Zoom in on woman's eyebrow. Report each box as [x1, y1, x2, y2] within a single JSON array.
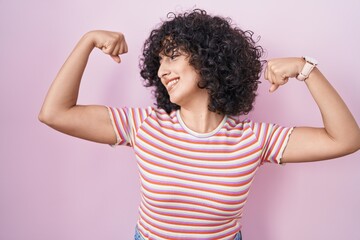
[[158, 54, 165, 63]]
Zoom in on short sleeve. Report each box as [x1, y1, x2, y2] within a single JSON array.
[[254, 122, 294, 164], [107, 106, 153, 147]]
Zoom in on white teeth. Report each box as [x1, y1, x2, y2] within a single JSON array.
[[167, 78, 179, 90]]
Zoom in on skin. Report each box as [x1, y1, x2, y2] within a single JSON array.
[[158, 51, 224, 133], [39, 30, 360, 163], [266, 58, 360, 162]]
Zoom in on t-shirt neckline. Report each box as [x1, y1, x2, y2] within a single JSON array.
[[176, 110, 227, 138]]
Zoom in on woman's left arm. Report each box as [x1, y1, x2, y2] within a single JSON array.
[[265, 57, 360, 163]]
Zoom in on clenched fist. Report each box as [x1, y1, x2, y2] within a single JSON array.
[[264, 57, 305, 92], [86, 30, 128, 63]]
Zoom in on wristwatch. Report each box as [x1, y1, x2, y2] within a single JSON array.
[[296, 56, 318, 81]]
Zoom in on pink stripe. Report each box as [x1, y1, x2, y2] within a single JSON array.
[[137, 146, 258, 174], [138, 212, 239, 239], [139, 171, 252, 196], [136, 133, 261, 163], [137, 158, 257, 185], [141, 183, 248, 206]]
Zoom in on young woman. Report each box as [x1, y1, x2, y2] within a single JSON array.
[[39, 9, 360, 240]]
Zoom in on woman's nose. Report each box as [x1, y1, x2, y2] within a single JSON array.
[[158, 62, 170, 79]]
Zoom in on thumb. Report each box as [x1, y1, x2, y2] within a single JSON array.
[[269, 84, 280, 93], [111, 55, 121, 63]]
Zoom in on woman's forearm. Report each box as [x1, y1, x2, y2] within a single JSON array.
[[304, 68, 360, 152], [38, 33, 95, 123], [266, 57, 360, 162]]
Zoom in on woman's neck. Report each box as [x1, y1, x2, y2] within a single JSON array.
[[179, 107, 225, 133]]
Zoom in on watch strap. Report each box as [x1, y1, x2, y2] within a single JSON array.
[[296, 57, 318, 81]]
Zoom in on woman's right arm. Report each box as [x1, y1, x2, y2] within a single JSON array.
[[38, 30, 128, 144]]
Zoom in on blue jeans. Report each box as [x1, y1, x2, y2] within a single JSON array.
[[134, 227, 242, 240], [134, 227, 145, 240], [234, 231, 242, 240]]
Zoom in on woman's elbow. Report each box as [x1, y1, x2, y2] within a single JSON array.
[[341, 131, 360, 155], [38, 108, 57, 127]]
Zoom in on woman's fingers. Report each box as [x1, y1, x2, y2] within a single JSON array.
[[264, 62, 279, 92], [265, 58, 301, 92], [91, 30, 127, 63], [111, 55, 121, 63]]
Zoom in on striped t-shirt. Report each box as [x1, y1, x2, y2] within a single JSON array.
[[108, 106, 293, 240]]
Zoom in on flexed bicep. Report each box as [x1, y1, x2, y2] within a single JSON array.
[[39, 30, 126, 144]]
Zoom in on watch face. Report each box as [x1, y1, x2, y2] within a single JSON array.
[[304, 56, 318, 65]]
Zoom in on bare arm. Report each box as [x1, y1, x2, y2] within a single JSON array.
[[38, 30, 128, 144], [265, 57, 360, 163]]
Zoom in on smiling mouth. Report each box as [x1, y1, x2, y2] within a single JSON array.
[[167, 78, 179, 91]]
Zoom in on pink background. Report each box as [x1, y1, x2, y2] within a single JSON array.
[[1, 0, 359, 239]]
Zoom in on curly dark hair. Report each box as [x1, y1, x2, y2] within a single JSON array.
[[139, 9, 265, 116]]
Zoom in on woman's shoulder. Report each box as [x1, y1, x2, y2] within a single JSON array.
[[226, 115, 254, 126], [128, 106, 178, 122], [225, 115, 278, 132]]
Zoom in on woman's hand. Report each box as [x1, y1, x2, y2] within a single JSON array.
[[264, 57, 305, 92], [86, 30, 128, 63]]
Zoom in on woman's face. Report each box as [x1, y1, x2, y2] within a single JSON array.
[[157, 49, 208, 108]]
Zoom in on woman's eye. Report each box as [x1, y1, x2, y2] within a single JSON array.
[[170, 54, 179, 60]]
